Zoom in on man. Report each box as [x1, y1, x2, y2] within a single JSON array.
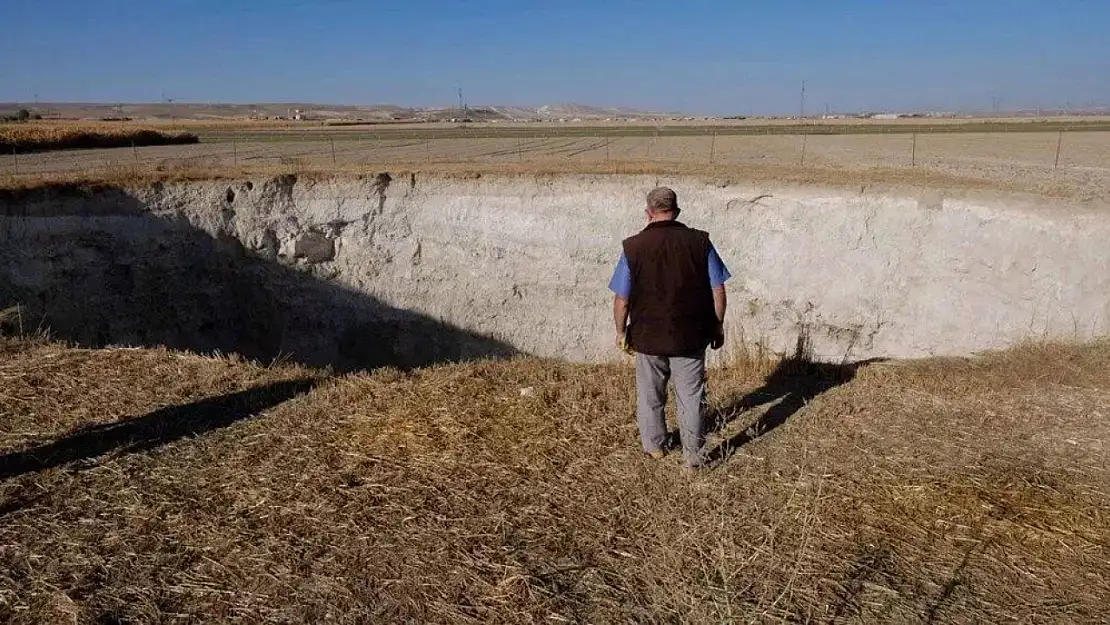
[[609, 187, 731, 469]]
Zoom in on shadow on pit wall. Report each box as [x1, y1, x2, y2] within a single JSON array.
[[0, 184, 518, 372]]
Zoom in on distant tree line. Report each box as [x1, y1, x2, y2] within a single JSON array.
[[1, 108, 43, 122]]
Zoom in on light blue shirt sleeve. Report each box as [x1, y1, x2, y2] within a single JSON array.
[[708, 245, 732, 288], [608, 253, 632, 298]]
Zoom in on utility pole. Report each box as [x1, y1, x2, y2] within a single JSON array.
[[457, 88, 464, 117], [1054, 130, 1064, 169], [799, 80, 806, 119]]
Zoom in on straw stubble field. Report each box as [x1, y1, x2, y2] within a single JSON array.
[[4, 121, 1110, 201], [1, 333, 1108, 623]]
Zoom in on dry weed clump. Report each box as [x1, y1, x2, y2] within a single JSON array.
[[0, 158, 1044, 201], [0, 306, 25, 337], [0, 122, 198, 153], [1, 338, 1108, 623]]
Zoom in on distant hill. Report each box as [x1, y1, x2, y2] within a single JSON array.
[[0, 102, 675, 122], [478, 104, 670, 121]]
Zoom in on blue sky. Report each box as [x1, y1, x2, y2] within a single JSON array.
[[1, 0, 1107, 115]]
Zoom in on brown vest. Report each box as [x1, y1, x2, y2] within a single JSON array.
[[623, 220, 717, 356]]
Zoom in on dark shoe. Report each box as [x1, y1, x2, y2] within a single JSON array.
[[663, 430, 681, 453]]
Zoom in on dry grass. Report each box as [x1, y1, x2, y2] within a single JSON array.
[[1, 336, 1108, 623], [0, 121, 198, 153]]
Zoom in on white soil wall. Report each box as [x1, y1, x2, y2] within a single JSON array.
[[2, 174, 1108, 366]]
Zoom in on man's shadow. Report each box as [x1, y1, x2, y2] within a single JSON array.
[[0, 379, 317, 482], [700, 336, 880, 465]]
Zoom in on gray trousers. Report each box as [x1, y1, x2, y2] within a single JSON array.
[[635, 351, 708, 465]]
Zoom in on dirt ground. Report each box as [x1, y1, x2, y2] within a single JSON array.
[[3, 128, 1108, 201], [1, 336, 1108, 623]]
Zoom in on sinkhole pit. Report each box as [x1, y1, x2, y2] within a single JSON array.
[[2, 173, 1108, 370]]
